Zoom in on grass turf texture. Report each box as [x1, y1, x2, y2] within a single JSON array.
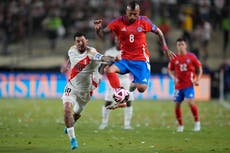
[[0, 98, 230, 153]]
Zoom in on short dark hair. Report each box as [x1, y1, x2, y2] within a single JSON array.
[[176, 38, 186, 42], [126, 0, 140, 11], [73, 32, 86, 40]]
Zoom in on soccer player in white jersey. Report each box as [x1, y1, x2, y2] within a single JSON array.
[[61, 32, 115, 150], [98, 37, 134, 130]]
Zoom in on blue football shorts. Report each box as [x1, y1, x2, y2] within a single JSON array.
[[114, 59, 150, 85], [173, 86, 195, 102]]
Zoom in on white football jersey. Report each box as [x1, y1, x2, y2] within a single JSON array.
[[68, 45, 102, 92]]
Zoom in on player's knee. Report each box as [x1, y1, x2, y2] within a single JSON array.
[[64, 102, 72, 112], [136, 84, 147, 93], [188, 101, 195, 107], [106, 64, 120, 73], [106, 67, 115, 73], [175, 102, 181, 108], [137, 87, 146, 93]]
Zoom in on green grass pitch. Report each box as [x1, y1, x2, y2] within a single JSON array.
[[0, 98, 230, 153]]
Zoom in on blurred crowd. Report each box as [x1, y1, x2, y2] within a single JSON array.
[[0, 0, 229, 57], [0, 0, 229, 98]]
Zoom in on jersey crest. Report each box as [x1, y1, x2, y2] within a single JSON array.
[[137, 26, 142, 32], [186, 58, 191, 63]]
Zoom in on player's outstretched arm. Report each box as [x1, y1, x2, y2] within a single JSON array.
[[94, 19, 111, 40], [155, 28, 176, 60], [101, 56, 115, 63]]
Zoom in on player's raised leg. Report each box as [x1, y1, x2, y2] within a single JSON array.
[[106, 64, 121, 89]]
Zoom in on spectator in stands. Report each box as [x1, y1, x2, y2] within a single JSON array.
[[1, 11, 14, 55], [197, 19, 212, 59], [42, 9, 63, 51], [221, 7, 230, 56], [197, 0, 211, 21], [202, 59, 212, 75], [219, 58, 230, 98], [180, 6, 194, 50]]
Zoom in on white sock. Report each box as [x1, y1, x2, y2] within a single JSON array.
[[124, 106, 133, 127], [67, 127, 76, 139], [102, 106, 111, 125]]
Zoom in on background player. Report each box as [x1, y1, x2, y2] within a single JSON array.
[[61, 32, 115, 149], [94, 1, 176, 103], [98, 37, 134, 130], [168, 38, 203, 132]]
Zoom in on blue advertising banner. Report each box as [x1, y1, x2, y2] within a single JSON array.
[[0, 72, 66, 98], [0, 72, 210, 100]]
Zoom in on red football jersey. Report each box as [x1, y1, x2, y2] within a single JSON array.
[[168, 52, 202, 89], [107, 16, 157, 61]]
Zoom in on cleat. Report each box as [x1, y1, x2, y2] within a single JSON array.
[[70, 138, 78, 150], [98, 123, 108, 130], [64, 127, 67, 134], [177, 125, 184, 132], [124, 125, 133, 130], [129, 83, 136, 92], [193, 121, 201, 132], [106, 102, 127, 110]]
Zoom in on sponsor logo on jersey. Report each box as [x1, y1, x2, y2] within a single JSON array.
[[142, 78, 147, 82], [137, 27, 142, 32], [175, 60, 179, 64], [121, 27, 127, 31]]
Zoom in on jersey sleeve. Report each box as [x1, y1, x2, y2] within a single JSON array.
[[88, 47, 103, 60], [107, 17, 121, 33], [141, 16, 157, 32], [68, 46, 77, 65], [190, 53, 202, 67]]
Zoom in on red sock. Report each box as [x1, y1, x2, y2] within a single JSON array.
[[175, 107, 183, 125], [106, 73, 120, 88], [190, 104, 199, 122]]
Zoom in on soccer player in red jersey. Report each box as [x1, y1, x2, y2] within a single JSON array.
[[168, 38, 203, 132], [94, 1, 176, 105]]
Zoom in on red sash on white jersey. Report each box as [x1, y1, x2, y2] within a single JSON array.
[[68, 56, 90, 81]]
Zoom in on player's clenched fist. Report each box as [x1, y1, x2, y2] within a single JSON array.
[[94, 19, 103, 30]]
